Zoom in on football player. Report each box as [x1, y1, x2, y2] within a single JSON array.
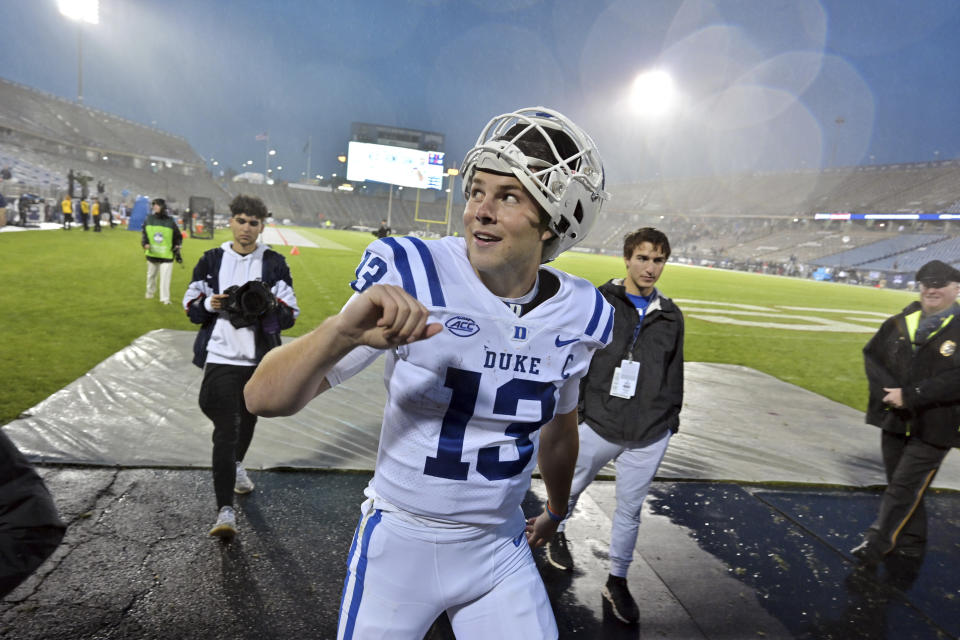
[[245, 107, 612, 639]]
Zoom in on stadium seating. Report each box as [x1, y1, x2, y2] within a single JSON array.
[[855, 236, 960, 271], [810, 233, 948, 267], [3, 74, 960, 284]]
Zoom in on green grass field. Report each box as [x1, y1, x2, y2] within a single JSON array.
[[0, 225, 915, 426]]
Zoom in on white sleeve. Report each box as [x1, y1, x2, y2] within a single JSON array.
[[324, 292, 385, 387], [271, 278, 300, 318], [182, 274, 213, 309], [556, 375, 581, 414], [325, 344, 383, 387]]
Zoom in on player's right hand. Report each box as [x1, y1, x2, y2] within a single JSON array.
[[336, 284, 442, 349]]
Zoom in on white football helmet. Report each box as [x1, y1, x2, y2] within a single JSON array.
[[460, 107, 608, 262]]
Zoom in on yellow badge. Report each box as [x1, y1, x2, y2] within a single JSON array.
[[940, 340, 956, 356]]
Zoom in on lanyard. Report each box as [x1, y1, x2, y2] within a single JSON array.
[[625, 292, 653, 362]]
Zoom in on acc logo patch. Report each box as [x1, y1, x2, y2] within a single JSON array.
[[940, 340, 956, 356], [445, 316, 479, 337]]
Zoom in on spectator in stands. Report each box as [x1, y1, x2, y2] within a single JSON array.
[[854, 259, 960, 565], [373, 218, 390, 238], [60, 195, 74, 230], [17, 195, 29, 226], [182, 194, 299, 539], [0, 166, 11, 181], [0, 191, 6, 227], [79, 197, 90, 231], [141, 198, 182, 305], [545, 227, 684, 625], [91, 198, 101, 232]]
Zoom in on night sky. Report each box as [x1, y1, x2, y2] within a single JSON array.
[[3, 0, 960, 186]]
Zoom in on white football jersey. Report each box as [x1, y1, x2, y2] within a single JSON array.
[[334, 236, 613, 526]]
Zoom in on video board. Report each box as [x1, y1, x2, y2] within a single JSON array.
[[346, 141, 445, 190]]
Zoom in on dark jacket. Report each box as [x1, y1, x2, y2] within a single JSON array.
[[184, 246, 297, 368], [863, 301, 960, 448], [579, 279, 684, 445], [0, 432, 66, 598]]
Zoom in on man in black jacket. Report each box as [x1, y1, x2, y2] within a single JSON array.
[[182, 194, 299, 539], [853, 259, 960, 564], [546, 227, 683, 625]]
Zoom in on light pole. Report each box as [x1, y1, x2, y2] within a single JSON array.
[[58, 0, 99, 104], [304, 136, 312, 184], [444, 168, 459, 236], [266, 148, 276, 182], [387, 184, 393, 228], [337, 154, 347, 187]]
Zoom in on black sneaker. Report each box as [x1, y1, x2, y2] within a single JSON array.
[[546, 531, 573, 571], [602, 575, 639, 624], [850, 539, 883, 566]]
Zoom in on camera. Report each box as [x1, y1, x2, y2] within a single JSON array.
[[221, 281, 276, 328]]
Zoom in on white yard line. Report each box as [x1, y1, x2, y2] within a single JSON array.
[[260, 225, 320, 248]]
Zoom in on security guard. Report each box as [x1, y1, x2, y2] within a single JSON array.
[[141, 198, 182, 305], [855, 259, 960, 563]]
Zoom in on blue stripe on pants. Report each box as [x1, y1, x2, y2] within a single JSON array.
[[340, 509, 383, 639]]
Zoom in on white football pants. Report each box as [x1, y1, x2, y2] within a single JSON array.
[[559, 423, 671, 578], [337, 499, 557, 640], [145, 261, 173, 303]]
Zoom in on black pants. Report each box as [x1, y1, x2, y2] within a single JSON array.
[[869, 430, 949, 553], [199, 363, 258, 509]]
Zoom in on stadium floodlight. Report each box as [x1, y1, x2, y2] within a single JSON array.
[[266, 148, 277, 177], [58, 0, 99, 24], [58, 0, 99, 104], [629, 69, 676, 119]]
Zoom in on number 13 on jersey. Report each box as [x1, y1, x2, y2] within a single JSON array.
[[424, 367, 557, 482]]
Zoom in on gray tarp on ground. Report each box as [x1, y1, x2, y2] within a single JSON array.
[[4, 329, 959, 490]]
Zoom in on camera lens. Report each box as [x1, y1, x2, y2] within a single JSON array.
[[240, 287, 269, 316]]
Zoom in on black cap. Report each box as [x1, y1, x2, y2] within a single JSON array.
[[151, 198, 166, 208], [916, 260, 960, 287]]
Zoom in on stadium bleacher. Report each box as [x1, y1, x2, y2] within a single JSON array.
[[855, 236, 960, 271], [810, 233, 948, 268], [3, 73, 960, 284]]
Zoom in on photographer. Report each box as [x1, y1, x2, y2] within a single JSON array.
[[182, 194, 299, 539]]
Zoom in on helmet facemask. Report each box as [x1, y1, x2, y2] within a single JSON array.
[[460, 107, 607, 262]]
